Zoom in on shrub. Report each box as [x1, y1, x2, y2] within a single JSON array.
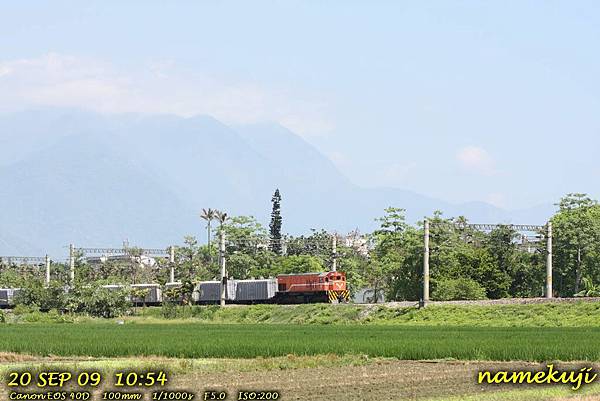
[[66, 284, 130, 318], [14, 308, 74, 323], [14, 281, 130, 318], [432, 278, 487, 301], [14, 280, 68, 310], [161, 300, 178, 319], [13, 304, 39, 315], [574, 277, 600, 297]]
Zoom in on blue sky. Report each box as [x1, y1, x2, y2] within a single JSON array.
[[1, 1, 599, 210]]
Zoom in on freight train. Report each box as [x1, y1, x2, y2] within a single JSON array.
[[0, 271, 350, 308]]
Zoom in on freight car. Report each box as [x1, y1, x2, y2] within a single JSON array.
[[102, 284, 162, 306], [236, 279, 278, 303], [131, 283, 162, 306], [193, 280, 237, 304], [0, 288, 20, 308], [163, 281, 185, 303]]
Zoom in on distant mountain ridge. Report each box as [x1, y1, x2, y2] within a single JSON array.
[[0, 109, 555, 257]]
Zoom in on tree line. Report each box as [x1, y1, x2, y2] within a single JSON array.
[[1, 192, 599, 305]]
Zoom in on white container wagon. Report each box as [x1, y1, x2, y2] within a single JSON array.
[[130, 283, 162, 305], [235, 279, 277, 303], [193, 280, 236, 303], [0, 288, 20, 308]]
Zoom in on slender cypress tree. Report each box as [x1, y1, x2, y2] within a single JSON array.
[[269, 189, 283, 254]]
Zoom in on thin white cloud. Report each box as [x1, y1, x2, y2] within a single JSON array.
[[456, 145, 497, 175], [0, 53, 333, 138], [486, 192, 507, 208]]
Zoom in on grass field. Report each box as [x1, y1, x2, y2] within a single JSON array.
[[1, 323, 600, 361], [127, 301, 600, 327]]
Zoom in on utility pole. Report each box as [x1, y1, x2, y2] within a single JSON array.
[[422, 219, 430, 307], [169, 246, 175, 283], [45, 255, 51, 287], [546, 221, 553, 299], [332, 234, 337, 272], [69, 244, 75, 285], [219, 231, 226, 307]]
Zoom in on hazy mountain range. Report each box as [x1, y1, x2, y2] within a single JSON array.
[[0, 109, 556, 257]]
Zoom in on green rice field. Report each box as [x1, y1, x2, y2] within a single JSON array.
[[0, 323, 599, 361]]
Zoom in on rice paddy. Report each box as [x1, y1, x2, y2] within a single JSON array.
[[0, 323, 599, 361]]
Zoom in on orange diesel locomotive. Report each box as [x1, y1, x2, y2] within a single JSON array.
[[275, 271, 350, 303]]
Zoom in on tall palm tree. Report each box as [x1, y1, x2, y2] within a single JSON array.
[[214, 210, 228, 270], [200, 208, 216, 262], [215, 210, 228, 226]]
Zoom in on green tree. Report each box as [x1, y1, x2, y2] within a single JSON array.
[[287, 229, 332, 260], [479, 226, 519, 298], [459, 246, 509, 299], [130, 287, 150, 309], [220, 215, 268, 252], [65, 284, 130, 318], [271, 255, 325, 275], [239, 250, 278, 279], [163, 280, 195, 306], [551, 193, 600, 295], [425, 213, 526, 299], [269, 189, 283, 255], [432, 277, 487, 301], [217, 215, 273, 278], [370, 207, 422, 301], [0, 262, 36, 287], [334, 234, 370, 296], [425, 212, 484, 282], [172, 236, 214, 281], [126, 247, 144, 284], [227, 252, 261, 279], [15, 280, 68, 310], [509, 251, 545, 297]]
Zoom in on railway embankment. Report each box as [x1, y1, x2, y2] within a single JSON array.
[[122, 298, 600, 327]]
